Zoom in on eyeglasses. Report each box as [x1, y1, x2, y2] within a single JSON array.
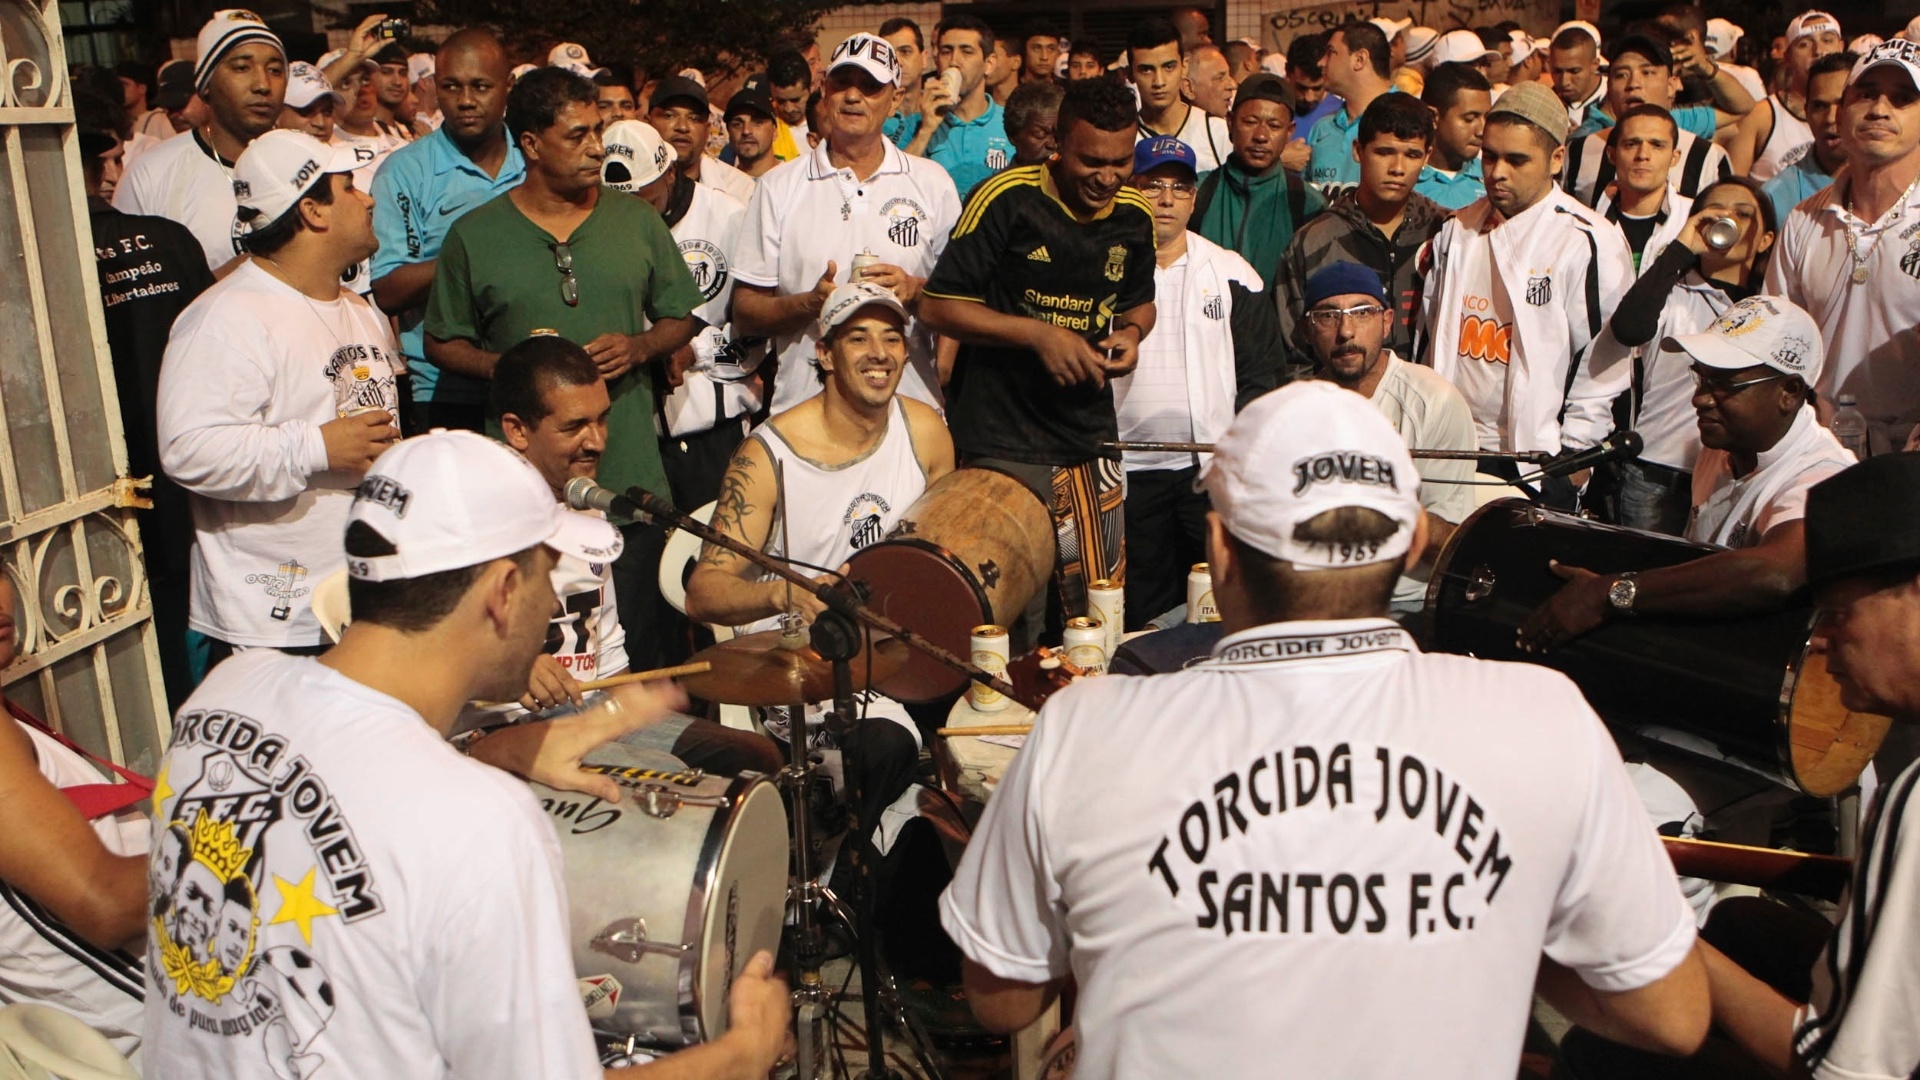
[[1302, 304, 1388, 330], [550, 241, 579, 307], [1134, 179, 1197, 199], [1692, 370, 1788, 398]]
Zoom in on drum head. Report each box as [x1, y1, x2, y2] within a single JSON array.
[[845, 538, 989, 702], [693, 778, 789, 1039], [1783, 648, 1893, 798]]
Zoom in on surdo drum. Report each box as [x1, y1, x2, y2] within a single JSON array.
[[1428, 499, 1890, 797], [530, 743, 787, 1050], [844, 468, 1055, 701]]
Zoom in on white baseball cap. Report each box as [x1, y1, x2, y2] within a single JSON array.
[[548, 42, 594, 75], [1508, 32, 1546, 68], [1662, 294, 1824, 385], [231, 129, 359, 232], [346, 431, 622, 582], [1433, 29, 1499, 67], [1852, 34, 1888, 56], [818, 281, 909, 337], [827, 32, 903, 87], [194, 9, 284, 94], [407, 53, 435, 85], [1787, 11, 1842, 45], [318, 48, 374, 75], [510, 62, 538, 81], [1704, 18, 1744, 60], [1369, 17, 1412, 42], [601, 119, 673, 192], [1402, 27, 1440, 67], [282, 62, 344, 110], [1203, 381, 1420, 570], [1850, 37, 1920, 92]]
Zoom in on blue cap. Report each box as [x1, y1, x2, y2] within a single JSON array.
[[1303, 261, 1388, 308], [1133, 136, 1197, 178]]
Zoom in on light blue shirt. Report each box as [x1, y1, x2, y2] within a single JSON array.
[[1571, 102, 1718, 144], [926, 99, 1014, 201], [1762, 155, 1833, 225], [1415, 156, 1484, 211], [884, 110, 922, 149], [1306, 88, 1399, 190], [370, 128, 526, 404]]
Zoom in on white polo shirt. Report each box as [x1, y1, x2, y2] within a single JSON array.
[[942, 618, 1696, 1080], [730, 140, 962, 414], [660, 182, 763, 438], [1765, 173, 1920, 454], [1687, 407, 1854, 549], [696, 154, 758, 206]]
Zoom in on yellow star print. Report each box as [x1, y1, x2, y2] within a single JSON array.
[[268, 868, 339, 946], [150, 761, 173, 809]]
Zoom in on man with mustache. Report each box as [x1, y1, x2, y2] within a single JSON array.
[[1191, 73, 1325, 284], [647, 75, 756, 205], [1760, 51, 1855, 225]]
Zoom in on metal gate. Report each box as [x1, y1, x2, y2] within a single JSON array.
[[1, 0, 171, 772]]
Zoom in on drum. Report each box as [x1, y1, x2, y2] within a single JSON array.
[[844, 468, 1054, 701], [1427, 498, 1889, 797], [530, 744, 788, 1050]]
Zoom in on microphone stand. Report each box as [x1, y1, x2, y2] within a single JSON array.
[[1096, 440, 1556, 464], [629, 488, 956, 1080]]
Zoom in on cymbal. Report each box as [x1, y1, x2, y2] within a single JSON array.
[[680, 630, 910, 706]]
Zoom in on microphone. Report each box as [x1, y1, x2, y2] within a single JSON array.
[[1536, 431, 1643, 479], [564, 476, 648, 521]]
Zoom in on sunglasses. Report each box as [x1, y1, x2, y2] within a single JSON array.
[[550, 241, 579, 307]]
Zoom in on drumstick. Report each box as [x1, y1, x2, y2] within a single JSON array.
[[471, 661, 712, 707], [937, 724, 1034, 737]]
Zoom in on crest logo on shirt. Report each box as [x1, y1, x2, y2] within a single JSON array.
[[1203, 293, 1224, 321], [986, 146, 1008, 171], [245, 559, 310, 622], [844, 492, 894, 550], [1902, 238, 1920, 281], [1104, 245, 1127, 282], [881, 197, 927, 248], [147, 709, 387, 1078], [680, 238, 729, 302], [1524, 272, 1552, 307]]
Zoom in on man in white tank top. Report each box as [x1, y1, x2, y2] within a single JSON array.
[[0, 575, 151, 1061], [686, 282, 954, 842], [1728, 11, 1844, 181]]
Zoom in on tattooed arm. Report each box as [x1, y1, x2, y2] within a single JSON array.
[[683, 435, 831, 627]]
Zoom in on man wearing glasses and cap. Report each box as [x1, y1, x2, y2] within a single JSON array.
[[941, 380, 1709, 1077], [424, 67, 702, 673]]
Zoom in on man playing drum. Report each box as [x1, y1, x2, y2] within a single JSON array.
[[940, 380, 1709, 1078], [1520, 296, 1854, 649], [686, 281, 954, 852], [141, 430, 789, 1079]]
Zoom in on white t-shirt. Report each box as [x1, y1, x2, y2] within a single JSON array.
[[1794, 756, 1920, 1080], [1114, 259, 1192, 472], [1765, 173, 1920, 454], [157, 261, 404, 647], [941, 618, 1696, 1080], [660, 182, 763, 439], [731, 140, 962, 414], [1752, 95, 1815, 183], [696, 154, 758, 206], [1687, 407, 1854, 549], [1136, 106, 1232, 174], [330, 126, 404, 197], [0, 724, 148, 1060], [1723, 63, 1767, 106], [1446, 229, 1514, 449], [141, 651, 603, 1080], [111, 130, 243, 272], [1367, 356, 1476, 605]]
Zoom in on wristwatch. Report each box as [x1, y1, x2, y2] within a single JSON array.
[[1607, 572, 1639, 614]]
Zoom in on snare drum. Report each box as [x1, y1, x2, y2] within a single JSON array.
[[1428, 499, 1890, 796], [531, 745, 788, 1050]]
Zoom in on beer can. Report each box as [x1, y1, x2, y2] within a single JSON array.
[[969, 624, 1010, 712], [1187, 563, 1219, 623], [1702, 216, 1741, 252], [1063, 616, 1107, 674], [850, 249, 882, 281], [1087, 579, 1124, 655]]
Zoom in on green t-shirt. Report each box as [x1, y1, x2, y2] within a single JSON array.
[[424, 188, 702, 500]]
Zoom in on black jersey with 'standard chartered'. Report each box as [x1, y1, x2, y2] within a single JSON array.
[[925, 165, 1156, 466]]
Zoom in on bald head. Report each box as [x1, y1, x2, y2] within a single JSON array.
[[436, 28, 512, 148]]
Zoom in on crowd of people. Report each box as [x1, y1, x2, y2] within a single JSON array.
[[2, 2, 1918, 1077]]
